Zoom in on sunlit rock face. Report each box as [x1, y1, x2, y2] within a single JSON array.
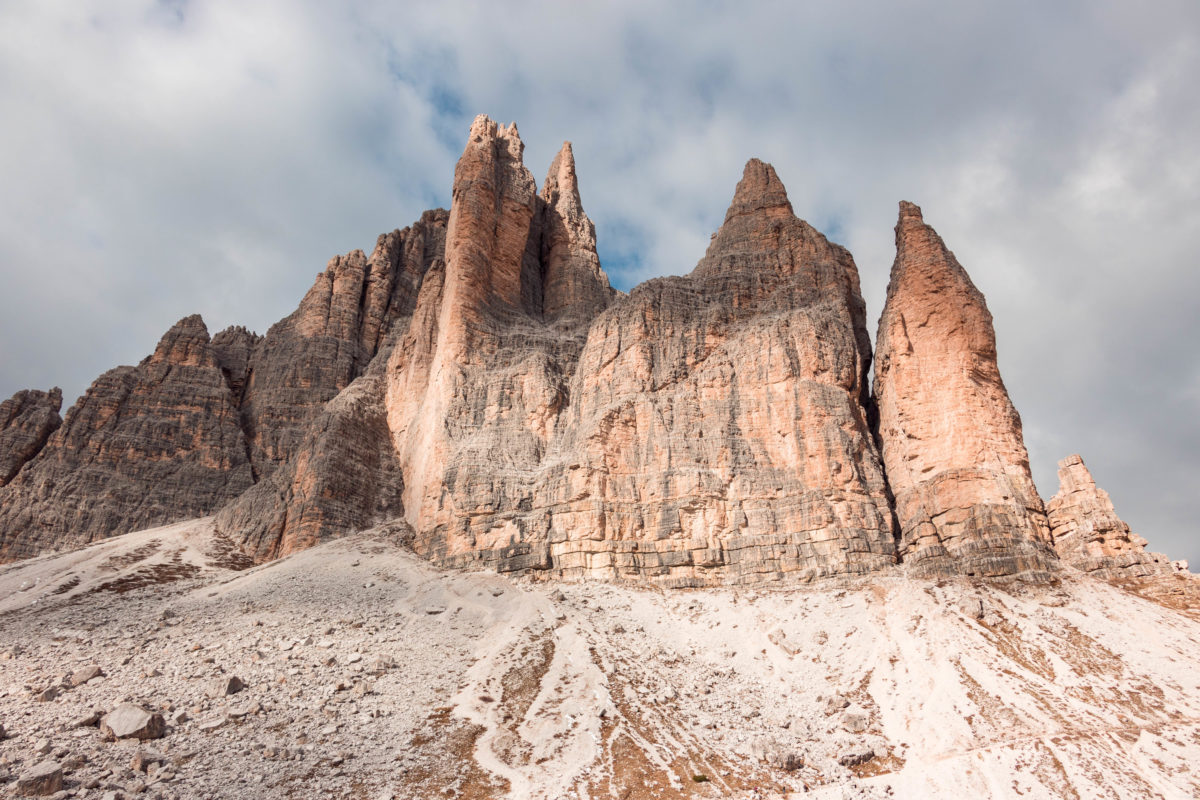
[[873, 202, 1057, 580], [215, 118, 895, 585], [1047, 454, 1174, 579]]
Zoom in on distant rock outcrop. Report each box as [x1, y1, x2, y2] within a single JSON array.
[[873, 202, 1056, 579], [0, 316, 254, 560], [1047, 454, 1173, 578], [0, 388, 62, 485]]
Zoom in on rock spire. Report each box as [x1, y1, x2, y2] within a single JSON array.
[[1046, 454, 1173, 578], [873, 202, 1056, 579]]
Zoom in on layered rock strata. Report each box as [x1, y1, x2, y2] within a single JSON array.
[[873, 202, 1056, 579], [0, 316, 254, 560], [0, 388, 62, 485], [1047, 454, 1173, 578], [223, 116, 897, 586], [238, 210, 448, 475]]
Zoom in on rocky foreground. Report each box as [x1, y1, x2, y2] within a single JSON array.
[[1, 520, 1198, 799]]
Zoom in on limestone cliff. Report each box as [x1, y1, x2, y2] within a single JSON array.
[[239, 210, 447, 475], [223, 117, 895, 586], [1047, 454, 1173, 578], [873, 202, 1057, 579], [0, 388, 62, 486], [0, 316, 254, 560]]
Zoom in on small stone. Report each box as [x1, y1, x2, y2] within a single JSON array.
[[841, 705, 869, 733], [838, 746, 875, 767], [100, 704, 166, 741], [823, 694, 850, 716], [34, 737, 52, 754], [226, 701, 262, 718], [212, 675, 246, 697], [198, 717, 225, 732], [14, 760, 63, 796], [35, 685, 60, 702], [70, 709, 104, 728], [130, 749, 165, 773], [70, 665, 105, 687], [170, 709, 189, 725], [424, 606, 446, 615]]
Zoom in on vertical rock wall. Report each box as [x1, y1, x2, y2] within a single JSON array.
[[873, 202, 1056, 579], [0, 388, 62, 486]]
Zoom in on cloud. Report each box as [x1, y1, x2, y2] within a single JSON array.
[[1, 0, 1198, 563]]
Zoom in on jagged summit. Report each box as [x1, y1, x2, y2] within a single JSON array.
[[0, 116, 1189, 591], [723, 158, 793, 223], [874, 201, 1057, 579]]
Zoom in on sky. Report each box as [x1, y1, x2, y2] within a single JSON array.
[[1, 0, 1197, 564]]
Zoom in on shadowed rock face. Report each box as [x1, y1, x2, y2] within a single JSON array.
[[873, 202, 1057, 579], [1047, 454, 1173, 578], [239, 210, 448, 476], [0, 388, 62, 485], [0, 316, 255, 560]]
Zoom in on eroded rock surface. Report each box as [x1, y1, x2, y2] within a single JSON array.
[[0, 387, 62, 485], [217, 118, 894, 585], [873, 202, 1056, 579], [0, 316, 254, 560], [1047, 454, 1173, 578], [239, 210, 447, 475]]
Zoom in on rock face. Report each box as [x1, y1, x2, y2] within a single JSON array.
[[0, 316, 255, 560], [14, 116, 1164, 588], [238, 210, 448, 476], [873, 202, 1056, 579], [1047, 454, 1172, 578], [232, 117, 895, 585], [0, 387, 62, 485]]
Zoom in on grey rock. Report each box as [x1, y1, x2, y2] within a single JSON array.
[[100, 703, 165, 741], [14, 760, 63, 796]]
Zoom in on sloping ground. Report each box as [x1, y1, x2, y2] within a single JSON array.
[[0, 522, 1197, 799]]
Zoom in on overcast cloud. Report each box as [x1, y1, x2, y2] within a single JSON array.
[[1, 0, 1197, 563]]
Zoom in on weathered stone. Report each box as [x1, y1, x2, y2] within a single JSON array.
[[130, 749, 165, 773], [0, 388, 62, 485], [1047, 454, 1173, 579], [100, 703, 165, 741], [14, 760, 63, 796], [69, 664, 104, 687], [838, 746, 874, 767], [238, 210, 448, 477], [211, 675, 245, 697], [219, 118, 894, 585], [70, 709, 103, 728], [873, 202, 1057, 580], [538, 141, 616, 322], [0, 316, 255, 561]]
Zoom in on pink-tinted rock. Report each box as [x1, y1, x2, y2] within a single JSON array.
[[873, 202, 1056, 579], [239, 210, 447, 475], [0, 387, 61, 485], [217, 119, 894, 585], [1047, 454, 1173, 578], [539, 141, 616, 322]]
